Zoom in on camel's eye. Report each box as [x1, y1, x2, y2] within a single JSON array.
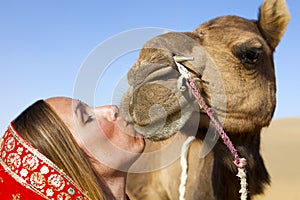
[[233, 41, 263, 67], [242, 49, 260, 63]]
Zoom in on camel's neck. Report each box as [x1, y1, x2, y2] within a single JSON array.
[[209, 130, 270, 200]]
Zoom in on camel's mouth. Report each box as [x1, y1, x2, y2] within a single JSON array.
[[121, 65, 199, 140], [120, 32, 212, 141]]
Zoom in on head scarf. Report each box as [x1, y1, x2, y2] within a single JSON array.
[[0, 123, 89, 200]]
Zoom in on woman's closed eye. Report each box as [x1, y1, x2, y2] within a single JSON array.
[[84, 114, 94, 124], [75, 101, 95, 124]]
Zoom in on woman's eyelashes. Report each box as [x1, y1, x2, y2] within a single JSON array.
[[75, 101, 95, 124], [84, 114, 94, 124]]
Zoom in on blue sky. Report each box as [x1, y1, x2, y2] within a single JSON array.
[[0, 0, 299, 133]]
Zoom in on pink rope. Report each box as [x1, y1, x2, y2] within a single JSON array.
[[174, 56, 248, 199], [186, 77, 247, 169]]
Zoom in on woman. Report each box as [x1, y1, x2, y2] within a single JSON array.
[[0, 97, 145, 199]]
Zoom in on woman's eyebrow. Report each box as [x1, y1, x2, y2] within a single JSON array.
[[75, 101, 87, 123]]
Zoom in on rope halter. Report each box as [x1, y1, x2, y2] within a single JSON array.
[[174, 55, 248, 200]]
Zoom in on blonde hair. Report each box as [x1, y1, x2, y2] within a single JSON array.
[[12, 100, 113, 199]]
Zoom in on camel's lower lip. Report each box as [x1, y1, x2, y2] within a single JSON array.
[[121, 61, 203, 140], [121, 81, 198, 140]]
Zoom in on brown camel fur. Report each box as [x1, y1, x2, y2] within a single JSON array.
[[121, 0, 290, 199]]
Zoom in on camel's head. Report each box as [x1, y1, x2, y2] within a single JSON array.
[[121, 0, 290, 140]]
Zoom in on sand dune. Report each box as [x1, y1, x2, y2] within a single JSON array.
[[255, 118, 300, 200]]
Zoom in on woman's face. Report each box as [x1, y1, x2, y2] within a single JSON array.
[[45, 97, 145, 172]]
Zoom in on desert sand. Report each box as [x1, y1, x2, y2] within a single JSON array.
[[255, 118, 300, 200]]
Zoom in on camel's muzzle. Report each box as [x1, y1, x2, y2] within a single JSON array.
[[120, 32, 214, 140]]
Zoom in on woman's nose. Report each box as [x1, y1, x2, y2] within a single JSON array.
[[94, 105, 119, 122]]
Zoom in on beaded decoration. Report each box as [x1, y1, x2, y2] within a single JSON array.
[[0, 123, 89, 200], [174, 56, 248, 200]]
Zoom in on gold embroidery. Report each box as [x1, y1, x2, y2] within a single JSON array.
[[1, 124, 90, 200], [12, 193, 21, 200]]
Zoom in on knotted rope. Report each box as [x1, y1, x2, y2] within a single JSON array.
[[174, 56, 248, 200], [179, 136, 195, 200]]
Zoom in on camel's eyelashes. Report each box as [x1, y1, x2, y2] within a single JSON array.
[[233, 42, 263, 67]]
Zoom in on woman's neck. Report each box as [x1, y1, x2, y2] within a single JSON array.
[[94, 162, 128, 200], [91, 158, 129, 199], [102, 172, 127, 200]]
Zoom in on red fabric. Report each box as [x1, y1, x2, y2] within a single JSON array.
[[0, 124, 88, 200], [0, 164, 44, 199]]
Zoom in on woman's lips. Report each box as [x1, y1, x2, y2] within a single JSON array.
[[124, 121, 143, 139]]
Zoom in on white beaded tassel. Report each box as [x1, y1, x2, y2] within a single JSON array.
[[237, 168, 248, 200], [179, 136, 195, 200]]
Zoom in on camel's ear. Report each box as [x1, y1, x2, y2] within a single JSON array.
[[258, 0, 290, 50]]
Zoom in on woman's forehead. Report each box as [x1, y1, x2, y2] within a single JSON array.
[[45, 97, 77, 115], [45, 97, 81, 132]]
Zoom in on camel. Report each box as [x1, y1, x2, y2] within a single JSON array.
[[120, 0, 290, 199]]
